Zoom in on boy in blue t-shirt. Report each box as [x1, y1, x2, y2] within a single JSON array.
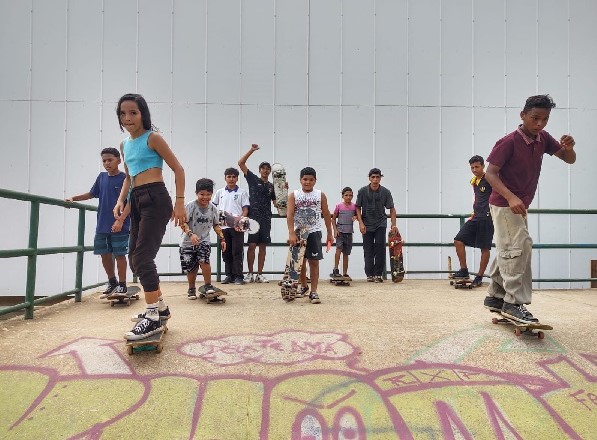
[[66, 148, 130, 298]]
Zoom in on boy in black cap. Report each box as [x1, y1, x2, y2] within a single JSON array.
[[355, 168, 398, 282], [238, 144, 277, 283]]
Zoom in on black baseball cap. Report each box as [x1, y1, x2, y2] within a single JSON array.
[[368, 168, 383, 177], [259, 161, 271, 170]]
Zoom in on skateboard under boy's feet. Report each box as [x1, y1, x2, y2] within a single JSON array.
[[107, 286, 141, 306], [329, 276, 351, 286], [490, 310, 553, 339], [198, 285, 227, 304], [450, 278, 473, 289], [125, 321, 167, 354]]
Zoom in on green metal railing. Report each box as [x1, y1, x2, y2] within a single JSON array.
[[0, 189, 103, 319], [1, 187, 596, 319]]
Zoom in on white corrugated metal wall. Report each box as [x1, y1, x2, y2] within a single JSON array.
[[0, 0, 595, 295]]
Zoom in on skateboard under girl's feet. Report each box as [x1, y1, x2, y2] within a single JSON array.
[[106, 286, 141, 306], [198, 285, 227, 304], [125, 321, 167, 354], [490, 310, 553, 339]]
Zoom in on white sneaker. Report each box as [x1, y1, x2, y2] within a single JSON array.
[[254, 274, 269, 283], [244, 273, 254, 283]]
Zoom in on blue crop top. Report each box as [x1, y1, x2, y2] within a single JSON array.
[[122, 130, 163, 177]]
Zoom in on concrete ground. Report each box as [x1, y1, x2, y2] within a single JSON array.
[[1, 279, 596, 439]]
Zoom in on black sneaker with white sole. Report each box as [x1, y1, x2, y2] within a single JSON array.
[[483, 296, 504, 312], [309, 292, 321, 304], [188, 287, 197, 300], [100, 283, 118, 299], [131, 306, 171, 322], [124, 318, 164, 340], [501, 302, 539, 324]]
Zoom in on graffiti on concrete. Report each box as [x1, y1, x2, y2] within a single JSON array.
[[179, 330, 358, 365], [1, 332, 596, 439]]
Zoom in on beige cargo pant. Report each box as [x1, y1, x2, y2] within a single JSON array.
[[487, 205, 533, 304]]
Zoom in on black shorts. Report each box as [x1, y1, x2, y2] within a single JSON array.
[[305, 231, 323, 261], [454, 219, 494, 250], [247, 218, 271, 244]]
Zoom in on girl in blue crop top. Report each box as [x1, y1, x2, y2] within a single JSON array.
[[114, 93, 186, 341]]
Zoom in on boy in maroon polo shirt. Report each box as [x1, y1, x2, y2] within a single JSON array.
[[482, 95, 576, 324]]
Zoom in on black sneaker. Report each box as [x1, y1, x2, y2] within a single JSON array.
[[296, 286, 309, 298], [204, 284, 217, 295], [100, 282, 118, 299], [221, 276, 233, 284], [483, 296, 504, 312], [452, 268, 470, 279], [374, 276, 384, 283], [309, 292, 321, 304], [234, 277, 246, 285], [124, 318, 164, 340], [501, 303, 539, 324], [330, 269, 340, 278], [367, 276, 374, 282], [471, 276, 483, 288], [131, 306, 171, 322], [187, 287, 197, 300]]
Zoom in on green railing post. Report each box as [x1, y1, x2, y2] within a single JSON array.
[[74, 208, 85, 302], [25, 201, 40, 319]]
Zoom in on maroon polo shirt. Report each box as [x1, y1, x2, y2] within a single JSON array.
[[487, 126, 561, 208]]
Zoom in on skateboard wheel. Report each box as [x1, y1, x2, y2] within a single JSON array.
[[110, 301, 115, 307], [127, 345, 133, 355], [156, 343, 163, 353], [537, 331, 545, 339], [468, 285, 473, 289], [491, 317, 498, 324], [221, 298, 226, 303], [514, 328, 521, 337], [450, 281, 454, 285]]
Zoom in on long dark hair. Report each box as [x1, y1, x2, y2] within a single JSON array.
[[116, 93, 158, 132]]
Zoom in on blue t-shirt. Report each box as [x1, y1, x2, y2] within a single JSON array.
[[90, 172, 130, 234]]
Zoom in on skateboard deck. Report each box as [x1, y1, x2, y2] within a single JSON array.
[[388, 229, 405, 283], [280, 227, 308, 301], [490, 311, 553, 339], [329, 276, 351, 286], [198, 285, 227, 304], [125, 322, 167, 354], [107, 286, 141, 307], [450, 278, 473, 289], [218, 210, 260, 234], [271, 163, 288, 217]]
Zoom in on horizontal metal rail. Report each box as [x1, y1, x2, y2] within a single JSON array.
[[2, 187, 596, 319]]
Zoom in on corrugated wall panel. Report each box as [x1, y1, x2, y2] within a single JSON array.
[[1, 0, 596, 292]]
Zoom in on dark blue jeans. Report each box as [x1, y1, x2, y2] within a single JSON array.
[[362, 227, 386, 277]]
